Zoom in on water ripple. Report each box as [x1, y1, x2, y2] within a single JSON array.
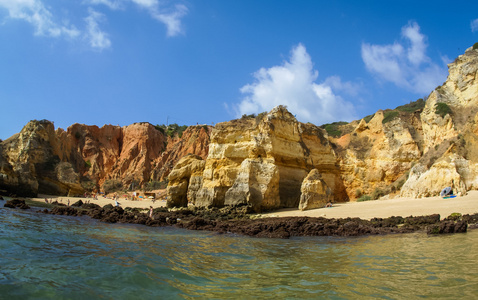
[[1, 205, 478, 299]]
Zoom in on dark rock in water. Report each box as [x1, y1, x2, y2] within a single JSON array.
[[103, 204, 114, 211], [82, 203, 101, 210], [427, 220, 468, 234], [4, 199, 30, 209], [50, 206, 83, 216], [71, 200, 84, 207], [404, 214, 441, 226], [51, 201, 66, 206], [40, 197, 474, 239], [0, 196, 3, 200], [462, 213, 478, 224]]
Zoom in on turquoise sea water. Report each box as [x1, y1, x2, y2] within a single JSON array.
[[1, 199, 478, 299]]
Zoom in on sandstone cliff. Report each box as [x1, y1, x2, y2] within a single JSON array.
[[167, 106, 345, 212], [166, 45, 478, 208], [0, 122, 211, 196], [400, 46, 478, 197], [2, 45, 478, 209]]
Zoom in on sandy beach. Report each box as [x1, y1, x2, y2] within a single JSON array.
[[261, 191, 478, 220], [33, 194, 167, 210], [28, 191, 478, 220]]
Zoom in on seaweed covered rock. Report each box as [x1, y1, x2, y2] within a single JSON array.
[[427, 220, 468, 234], [4, 199, 30, 209]]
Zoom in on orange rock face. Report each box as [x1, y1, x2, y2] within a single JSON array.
[[0, 121, 211, 196], [152, 125, 210, 182]]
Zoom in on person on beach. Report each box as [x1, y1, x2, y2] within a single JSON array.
[[149, 206, 153, 219], [115, 199, 120, 207]]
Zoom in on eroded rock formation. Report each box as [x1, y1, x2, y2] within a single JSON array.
[[299, 169, 331, 211], [2, 45, 478, 208], [0, 122, 211, 196], [167, 106, 345, 212]]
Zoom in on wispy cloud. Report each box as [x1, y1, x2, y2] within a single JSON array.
[[151, 4, 188, 37], [235, 44, 357, 124], [472, 18, 478, 32], [87, 0, 188, 36], [0, 0, 80, 38], [86, 0, 124, 10], [84, 8, 111, 50], [361, 21, 447, 94], [0, 0, 188, 50], [128, 0, 188, 37]]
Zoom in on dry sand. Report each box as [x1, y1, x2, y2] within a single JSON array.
[[34, 194, 167, 210], [30, 191, 478, 220], [261, 191, 478, 220]]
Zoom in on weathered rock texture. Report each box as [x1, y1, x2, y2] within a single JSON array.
[[3, 45, 478, 209], [0, 122, 211, 196], [167, 106, 345, 212], [400, 46, 478, 197], [299, 169, 331, 210], [166, 154, 205, 208]]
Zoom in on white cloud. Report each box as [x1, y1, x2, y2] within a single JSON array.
[[128, 0, 188, 37], [472, 18, 478, 32], [235, 44, 357, 124], [84, 8, 111, 50], [87, 0, 189, 36], [361, 21, 447, 94], [152, 4, 188, 37], [0, 0, 188, 50], [0, 0, 80, 38], [85, 0, 124, 10], [131, 0, 158, 9]]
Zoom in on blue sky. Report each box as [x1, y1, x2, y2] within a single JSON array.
[[1, 0, 477, 140]]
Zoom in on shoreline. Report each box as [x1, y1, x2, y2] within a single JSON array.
[[260, 191, 478, 220], [22, 190, 478, 220], [2, 193, 477, 239], [32, 194, 167, 210]]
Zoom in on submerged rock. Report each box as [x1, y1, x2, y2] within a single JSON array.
[[3, 199, 30, 209]]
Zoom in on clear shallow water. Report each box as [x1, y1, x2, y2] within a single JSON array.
[[1, 200, 478, 299]]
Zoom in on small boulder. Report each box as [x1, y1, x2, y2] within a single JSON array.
[[298, 169, 331, 211], [427, 220, 468, 234], [71, 200, 84, 207], [4, 199, 30, 209]]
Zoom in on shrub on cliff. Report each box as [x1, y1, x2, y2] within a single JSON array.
[[435, 102, 452, 118], [155, 123, 188, 138], [81, 178, 96, 191], [143, 180, 167, 191], [103, 180, 123, 194], [382, 110, 399, 124], [395, 98, 426, 113], [371, 188, 386, 200], [321, 121, 348, 137], [357, 195, 372, 202]]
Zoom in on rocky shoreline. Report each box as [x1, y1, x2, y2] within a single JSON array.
[[4, 198, 477, 239]]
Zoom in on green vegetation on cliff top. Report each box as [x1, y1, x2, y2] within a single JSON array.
[[321, 98, 426, 137], [155, 123, 188, 138]]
